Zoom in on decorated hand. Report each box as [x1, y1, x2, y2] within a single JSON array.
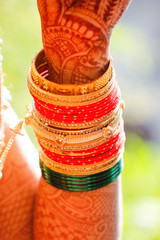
[[37, 0, 131, 84]]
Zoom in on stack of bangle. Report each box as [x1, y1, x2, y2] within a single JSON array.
[[26, 49, 125, 191]]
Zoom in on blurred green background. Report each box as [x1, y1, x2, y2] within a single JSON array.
[[0, 0, 160, 239]]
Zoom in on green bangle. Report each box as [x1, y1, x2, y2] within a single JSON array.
[[40, 158, 123, 191]]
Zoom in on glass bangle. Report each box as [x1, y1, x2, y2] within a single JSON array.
[[40, 158, 123, 191]]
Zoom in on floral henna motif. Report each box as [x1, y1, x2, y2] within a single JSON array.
[[41, 19, 109, 84], [0, 114, 40, 240], [34, 176, 122, 240], [34, 1, 130, 239], [37, 0, 131, 83]]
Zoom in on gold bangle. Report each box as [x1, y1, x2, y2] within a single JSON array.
[[40, 149, 124, 175], [38, 135, 123, 157], [31, 107, 122, 146], [31, 49, 113, 95], [36, 120, 124, 152], [28, 67, 116, 106]]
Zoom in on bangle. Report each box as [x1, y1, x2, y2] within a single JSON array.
[[36, 119, 124, 152], [32, 77, 117, 110], [27, 49, 125, 191], [28, 65, 116, 106], [40, 157, 123, 191], [37, 121, 124, 157], [30, 102, 121, 130], [29, 106, 123, 145], [41, 139, 124, 166], [30, 49, 113, 95], [38, 128, 124, 158], [40, 136, 125, 165], [32, 82, 120, 124], [39, 149, 124, 175]]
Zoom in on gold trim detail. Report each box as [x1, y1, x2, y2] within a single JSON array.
[[30, 49, 113, 95], [40, 149, 124, 175]]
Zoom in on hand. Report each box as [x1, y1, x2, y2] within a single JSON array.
[[37, 0, 131, 84]]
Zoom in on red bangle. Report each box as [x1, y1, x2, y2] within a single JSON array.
[[31, 80, 119, 112], [31, 84, 120, 123], [31, 80, 118, 113], [39, 135, 125, 165], [39, 130, 123, 159], [38, 121, 125, 165]]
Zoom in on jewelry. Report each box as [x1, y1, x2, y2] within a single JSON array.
[[40, 157, 124, 191], [32, 82, 120, 124], [28, 104, 123, 144], [31, 102, 121, 130], [0, 41, 25, 179], [27, 49, 125, 190], [40, 135, 125, 165], [28, 65, 116, 106], [30, 49, 113, 95], [40, 149, 124, 175], [0, 119, 24, 179]]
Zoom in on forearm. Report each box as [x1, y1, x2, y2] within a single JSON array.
[[32, 1, 131, 239], [34, 175, 122, 240], [0, 107, 40, 240]]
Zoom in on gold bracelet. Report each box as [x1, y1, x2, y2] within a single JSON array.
[[28, 66, 116, 106], [36, 120, 124, 153], [38, 134, 123, 157], [31, 49, 113, 95], [30, 107, 122, 147]]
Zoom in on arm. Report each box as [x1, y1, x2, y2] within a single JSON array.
[[0, 107, 41, 240], [0, 41, 41, 239], [34, 176, 122, 240], [33, 1, 131, 239]]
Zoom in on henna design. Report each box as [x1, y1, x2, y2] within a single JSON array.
[[34, 176, 122, 240], [0, 110, 40, 240], [37, 0, 131, 83], [34, 1, 130, 239]]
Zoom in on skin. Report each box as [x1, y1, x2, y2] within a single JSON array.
[[37, 0, 131, 84], [34, 0, 131, 239], [0, 107, 41, 240], [34, 176, 123, 240], [0, 41, 41, 239]]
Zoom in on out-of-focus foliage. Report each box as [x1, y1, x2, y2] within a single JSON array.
[[111, 0, 160, 143], [0, 0, 41, 144], [123, 134, 160, 240], [0, 0, 160, 239]]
